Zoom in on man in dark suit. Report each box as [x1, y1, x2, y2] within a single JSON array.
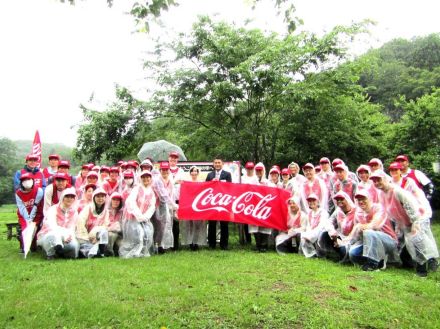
[[206, 156, 232, 250]]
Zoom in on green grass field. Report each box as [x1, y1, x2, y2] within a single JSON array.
[[0, 205, 439, 329]]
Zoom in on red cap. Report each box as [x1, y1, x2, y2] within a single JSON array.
[[302, 163, 314, 170], [332, 158, 343, 167], [306, 193, 319, 201], [169, 151, 180, 158], [159, 161, 170, 170], [87, 171, 99, 179], [100, 166, 110, 173], [120, 162, 128, 169], [81, 164, 90, 170], [388, 162, 403, 170], [58, 160, 70, 168], [109, 166, 120, 173], [117, 160, 124, 166], [140, 170, 152, 177], [127, 160, 138, 168], [333, 164, 347, 172], [333, 191, 346, 201], [25, 154, 39, 161], [110, 192, 123, 200], [48, 154, 60, 160], [84, 183, 97, 191], [356, 165, 370, 174], [245, 162, 255, 169], [54, 172, 69, 180], [123, 170, 134, 178], [269, 167, 280, 175], [315, 165, 322, 173], [281, 168, 290, 175], [368, 158, 381, 166], [319, 157, 330, 164], [255, 163, 264, 170], [395, 155, 409, 162], [20, 173, 33, 181]]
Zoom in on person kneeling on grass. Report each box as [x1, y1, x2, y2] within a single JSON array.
[[348, 189, 399, 271], [275, 196, 308, 254], [317, 191, 356, 262], [76, 188, 110, 258], [106, 192, 124, 256], [300, 193, 329, 258], [37, 187, 79, 260]]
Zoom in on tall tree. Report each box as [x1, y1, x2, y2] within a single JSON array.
[[147, 16, 376, 165]]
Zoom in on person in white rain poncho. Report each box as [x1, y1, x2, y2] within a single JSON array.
[[106, 192, 124, 256], [152, 162, 177, 254], [286, 162, 307, 197], [119, 170, 156, 258], [280, 168, 291, 190], [268, 167, 283, 188], [76, 183, 96, 214], [276, 196, 308, 254], [317, 191, 356, 261], [356, 165, 379, 203], [37, 188, 79, 260], [241, 162, 259, 185], [317, 157, 333, 191], [248, 162, 272, 252], [370, 170, 438, 277], [300, 163, 329, 213], [348, 189, 399, 271], [331, 164, 358, 203], [180, 166, 207, 251], [121, 170, 136, 202], [76, 188, 110, 258], [300, 193, 329, 258]]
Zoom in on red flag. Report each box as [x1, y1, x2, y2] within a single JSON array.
[[31, 130, 42, 168], [177, 181, 290, 231]]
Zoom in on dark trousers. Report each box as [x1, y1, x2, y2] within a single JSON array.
[[254, 232, 269, 250], [208, 221, 229, 249]]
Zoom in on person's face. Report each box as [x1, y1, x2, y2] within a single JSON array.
[[58, 167, 69, 174], [81, 168, 90, 178], [270, 173, 279, 182], [213, 159, 223, 171], [141, 174, 152, 186], [397, 159, 409, 170], [307, 199, 318, 210], [356, 196, 370, 211], [111, 198, 121, 209], [320, 162, 330, 171], [85, 187, 94, 201], [100, 172, 109, 179], [304, 168, 314, 180], [49, 159, 59, 167], [87, 177, 98, 184], [389, 168, 401, 180], [371, 177, 386, 190], [246, 168, 254, 176], [357, 170, 369, 182], [255, 169, 263, 178], [369, 163, 380, 172], [335, 169, 346, 181], [26, 159, 37, 169], [335, 198, 350, 212], [94, 193, 106, 206], [55, 179, 68, 191], [282, 174, 289, 181], [168, 156, 178, 166], [289, 166, 298, 175], [62, 195, 76, 208], [160, 169, 169, 179], [190, 170, 199, 180], [289, 201, 299, 213], [141, 165, 152, 172], [109, 171, 119, 181]]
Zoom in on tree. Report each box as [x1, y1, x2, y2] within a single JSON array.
[[0, 138, 19, 206], [74, 87, 150, 163], [146, 16, 380, 165]]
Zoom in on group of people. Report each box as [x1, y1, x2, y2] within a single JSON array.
[[13, 151, 438, 277]]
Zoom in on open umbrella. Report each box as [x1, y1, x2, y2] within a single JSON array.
[[22, 221, 37, 259], [137, 140, 187, 162]]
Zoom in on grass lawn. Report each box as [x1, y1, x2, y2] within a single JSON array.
[[0, 205, 439, 329]]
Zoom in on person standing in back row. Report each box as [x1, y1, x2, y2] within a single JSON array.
[[206, 156, 232, 250]]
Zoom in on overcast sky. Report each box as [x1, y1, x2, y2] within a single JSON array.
[[0, 0, 439, 147]]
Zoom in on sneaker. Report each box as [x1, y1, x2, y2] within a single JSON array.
[[378, 258, 387, 270], [54, 245, 64, 258], [427, 258, 438, 272], [416, 263, 428, 278], [158, 247, 165, 254], [362, 261, 379, 271]]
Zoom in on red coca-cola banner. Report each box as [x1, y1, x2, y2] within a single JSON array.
[[178, 181, 290, 231]]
